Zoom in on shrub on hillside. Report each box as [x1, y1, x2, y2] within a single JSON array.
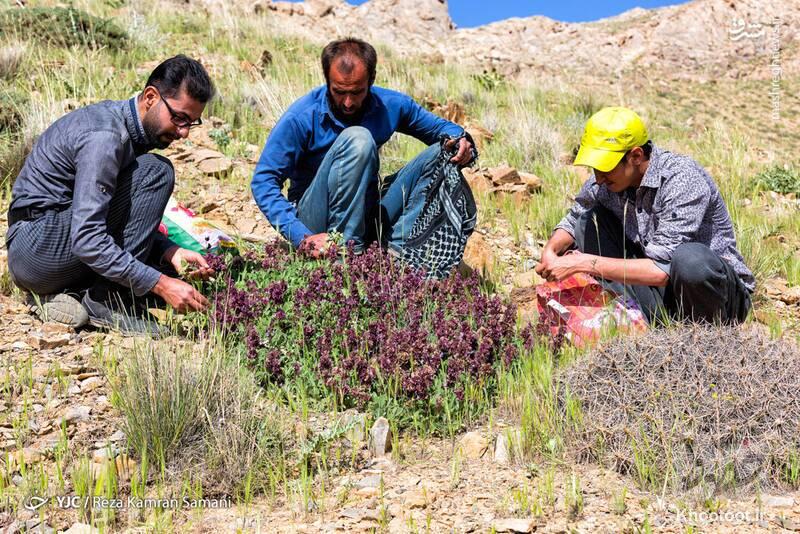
[[753, 164, 800, 196], [0, 8, 128, 50], [559, 325, 800, 495], [207, 241, 522, 434]]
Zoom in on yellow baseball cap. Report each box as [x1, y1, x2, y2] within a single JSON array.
[[574, 107, 648, 172]]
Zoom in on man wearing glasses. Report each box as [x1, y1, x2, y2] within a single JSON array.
[[6, 55, 214, 335]]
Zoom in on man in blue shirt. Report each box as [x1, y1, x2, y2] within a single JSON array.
[[251, 38, 474, 256]]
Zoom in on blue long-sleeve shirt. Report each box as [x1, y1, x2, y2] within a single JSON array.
[[251, 85, 464, 247]]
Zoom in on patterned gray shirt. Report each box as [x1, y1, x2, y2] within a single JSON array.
[[6, 98, 175, 296], [556, 145, 755, 291]]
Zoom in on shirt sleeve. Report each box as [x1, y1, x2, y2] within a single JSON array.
[[396, 95, 464, 145], [643, 171, 711, 272], [251, 113, 313, 248], [150, 230, 177, 264], [555, 175, 600, 238], [70, 130, 163, 296]]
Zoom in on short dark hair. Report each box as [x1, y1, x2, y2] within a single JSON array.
[[621, 140, 653, 163], [321, 38, 377, 86], [145, 55, 215, 103]]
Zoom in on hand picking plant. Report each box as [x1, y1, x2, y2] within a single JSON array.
[[206, 241, 524, 434]]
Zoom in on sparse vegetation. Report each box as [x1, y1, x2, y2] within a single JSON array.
[[0, 7, 128, 50]]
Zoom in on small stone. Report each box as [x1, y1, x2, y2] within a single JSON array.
[[340, 508, 364, 521], [41, 322, 72, 336], [198, 156, 233, 175], [79, 376, 103, 393], [11, 341, 30, 350], [493, 517, 535, 533], [369, 417, 392, 457], [76, 372, 99, 380], [494, 428, 523, 465], [109, 430, 126, 442], [463, 168, 493, 195], [355, 487, 378, 498], [356, 474, 382, 489], [63, 523, 99, 534], [404, 488, 435, 509], [519, 171, 543, 193], [92, 447, 118, 463], [115, 454, 137, 481], [61, 405, 91, 425], [513, 270, 544, 289], [27, 333, 71, 350], [459, 431, 488, 460], [487, 164, 520, 185], [762, 494, 794, 507]]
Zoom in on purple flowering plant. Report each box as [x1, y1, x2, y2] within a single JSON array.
[[206, 240, 526, 434]]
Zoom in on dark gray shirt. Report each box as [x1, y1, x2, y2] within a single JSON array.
[[556, 145, 755, 292], [6, 98, 173, 296]]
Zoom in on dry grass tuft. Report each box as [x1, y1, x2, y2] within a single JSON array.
[[0, 42, 25, 80], [560, 324, 800, 496]]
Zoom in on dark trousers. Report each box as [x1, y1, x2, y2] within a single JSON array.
[[7, 153, 174, 296], [573, 206, 751, 325]]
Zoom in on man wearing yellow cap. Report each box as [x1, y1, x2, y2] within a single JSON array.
[[536, 107, 754, 324]]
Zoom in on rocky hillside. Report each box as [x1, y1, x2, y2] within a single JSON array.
[[238, 0, 799, 79]]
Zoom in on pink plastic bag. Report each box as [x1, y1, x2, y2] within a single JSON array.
[[536, 273, 648, 348]]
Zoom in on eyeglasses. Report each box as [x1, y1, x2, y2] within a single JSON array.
[[157, 89, 202, 129]]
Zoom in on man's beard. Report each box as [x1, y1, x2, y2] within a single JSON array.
[[142, 114, 176, 150], [327, 91, 368, 124]]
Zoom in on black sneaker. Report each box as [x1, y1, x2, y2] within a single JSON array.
[[82, 284, 166, 338]]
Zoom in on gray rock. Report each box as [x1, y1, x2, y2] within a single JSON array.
[[340, 507, 365, 521], [493, 517, 535, 533], [356, 474, 383, 489], [494, 428, 522, 465], [369, 417, 392, 457], [61, 405, 91, 425], [763, 494, 795, 507]]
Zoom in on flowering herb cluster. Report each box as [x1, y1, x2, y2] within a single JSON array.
[[208, 241, 523, 432]]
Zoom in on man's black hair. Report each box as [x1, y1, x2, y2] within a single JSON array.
[[321, 38, 377, 86], [621, 140, 653, 163], [145, 55, 215, 102]]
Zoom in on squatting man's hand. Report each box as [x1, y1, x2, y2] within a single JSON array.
[[536, 250, 592, 282], [445, 137, 474, 166], [152, 246, 214, 312], [300, 232, 331, 259]]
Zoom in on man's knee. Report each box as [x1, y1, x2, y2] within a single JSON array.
[[670, 242, 719, 287], [136, 153, 175, 191], [575, 206, 618, 254], [336, 126, 377, 158]]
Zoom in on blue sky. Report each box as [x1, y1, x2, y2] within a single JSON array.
[[341, 0, 689, 26]]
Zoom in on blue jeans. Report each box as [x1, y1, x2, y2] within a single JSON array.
[[296, 126, 439, 252]]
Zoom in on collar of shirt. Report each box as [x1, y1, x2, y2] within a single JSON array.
[[639, 145, 665, 189], [124, 96, 153, 146], [318, 88, 378, 128]]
